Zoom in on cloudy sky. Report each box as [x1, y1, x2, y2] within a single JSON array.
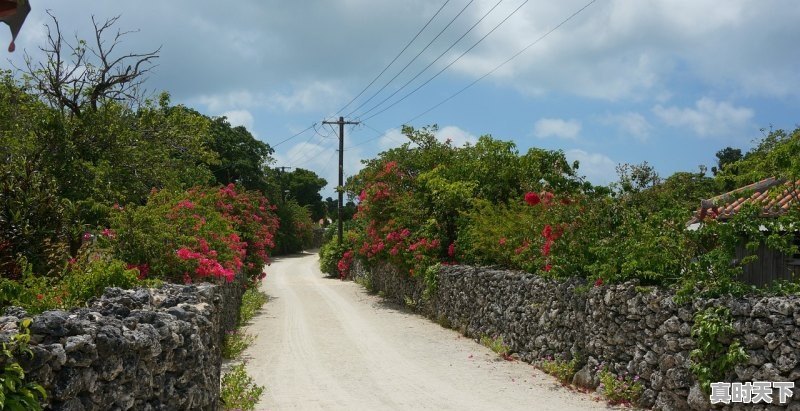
[[4, 1, 800, 196]]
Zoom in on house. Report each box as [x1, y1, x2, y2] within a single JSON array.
[[689, 177, 800, 286]]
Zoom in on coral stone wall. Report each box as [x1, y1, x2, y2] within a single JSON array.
[[353, 260, 800, 410], [0, 280, 244, 411]]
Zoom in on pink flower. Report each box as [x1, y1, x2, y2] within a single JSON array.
[[82, 232, 92, 241], [524, 192, 541, 206], [447, 243, 455, 258], [542, 191, 554, 205], [101, 228, 115, 238], [498, 237, 507, 246]]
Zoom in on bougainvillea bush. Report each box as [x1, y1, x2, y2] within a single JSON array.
[[110, 184, 278, 284], [323, 124, 800, 298]]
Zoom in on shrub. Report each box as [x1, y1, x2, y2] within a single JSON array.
[[0, 318, 47, 410], [689, 307, 749, 394], [597, 366, 643, 405], [222, 330, 255, 360], [539, 356, 578, 384], [479, 334, 510, 357], [110, 185, 278, 284], [220, 362, 264, 411], [239, 287, 268, 325]]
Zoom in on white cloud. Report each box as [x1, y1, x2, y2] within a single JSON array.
[[533, 118, 581, 140], [653, 97, 754, 137], [269, 81, 344, 113], [435, 126, 478, 147], [221, 110, 255, 130], [565, 149, 616, 186], [377, 128, 407, 150], [601, 112, 652, 140], [195, 91, 265, 112]]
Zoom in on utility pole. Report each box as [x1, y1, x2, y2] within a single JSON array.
[[322, 116, 359, 246], [276, 166, 292, 202]]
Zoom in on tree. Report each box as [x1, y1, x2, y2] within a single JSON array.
[[23, 12, 159, 117], [712, 147, 743, 175], [208, 116, 274, 193], [281, 168, 327, 221], [615, 162, 661, 194]]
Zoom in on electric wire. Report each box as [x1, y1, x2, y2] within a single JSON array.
[[271, 123, 316, 148], [360, 0, 530, 122], [333, 0, 451, 116], [344, 0, 476, 118], [403, 0, 597, 125], [353, 0, 505, 120]]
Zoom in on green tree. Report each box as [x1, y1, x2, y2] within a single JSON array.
[[208, 117, 274, 194], [280, 168, 327, 222], [712, 147, 743, 176]]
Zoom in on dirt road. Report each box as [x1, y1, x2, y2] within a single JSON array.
[[244, 252, 612, 410]]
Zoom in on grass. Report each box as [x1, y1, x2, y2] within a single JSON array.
[[239, 287, 268, 325], [222, 330, 255, 360], [539, 356, 578, 384], [479, 334, 511, 357]]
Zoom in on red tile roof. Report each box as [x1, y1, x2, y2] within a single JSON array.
[[690, 177, 800, 224]]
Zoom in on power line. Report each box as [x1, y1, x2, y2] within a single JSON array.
[[334, 0, 452, 116], [360, 0, 530, 123], [403, 0, 598, 125], [271, 123, 316, 148], [283, 125, 336, 166], [353, 0, 505, 120], [344, 0, 476, 118]]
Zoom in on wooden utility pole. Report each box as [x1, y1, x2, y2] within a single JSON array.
[[322, 116, 359, 245]]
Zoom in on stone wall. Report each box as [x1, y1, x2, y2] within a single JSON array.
[[352, 260, 800, 410], [0, 279, 244, 411]]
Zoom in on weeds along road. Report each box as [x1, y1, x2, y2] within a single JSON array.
[[244, 251, 614, 410]]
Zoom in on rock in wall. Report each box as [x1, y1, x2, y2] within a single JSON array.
[[0, 279, 244, 411], [353, 260, 800, 410]]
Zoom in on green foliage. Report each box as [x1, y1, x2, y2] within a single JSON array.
[[422, 263, 440, 301], [539, 356, 578, 384], [0, 250, 148, 315], [222, 330, 255, 360], [279, 168, 327, 221], [220, 362, 264, 411], [597, 367, 643, 405], [209, 116, 274, 194], [689, 307, 749, 394], [479, 335, 510, 357], [0, 319, 46, 410], [239, 287, 268, 326], [319, 240, 348, 278], [717, 127, 800, 188], [0, 155, 70, 278], [273, 200, 314, 255]]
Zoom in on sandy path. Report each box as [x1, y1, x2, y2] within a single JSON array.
[[243, 251, 613, 410]]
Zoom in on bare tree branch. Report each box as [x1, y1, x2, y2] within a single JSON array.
[[22, 11, 160, 116]]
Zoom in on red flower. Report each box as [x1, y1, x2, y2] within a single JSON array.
[[541, 241, 552, 256], [544, 264, 552, 272], [36, 294, 43, 300], [541, 225, 553, 239], [498, 237, 507, 246], [524, 192, 541, 206], [594, 277, 604, 287], [447, 243, 455, 258]]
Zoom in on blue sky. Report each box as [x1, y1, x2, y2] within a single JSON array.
[[4, 1, 799, 197]]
